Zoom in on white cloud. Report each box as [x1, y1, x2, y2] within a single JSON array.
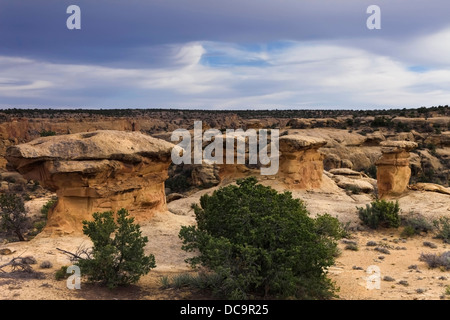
[[1, 39, 450, 109], [406, 27, 450, 67]]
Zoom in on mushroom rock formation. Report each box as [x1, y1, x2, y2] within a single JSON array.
[[277, 135, 327, 189], [6, 130, 175, 235], [375, 140, 418, 198]]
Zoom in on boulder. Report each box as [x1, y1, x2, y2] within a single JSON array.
[[333, 175, 375, 193], [6, 130, 175, 235], [323, 153, 341, 171], [376, 141, 418, 198]]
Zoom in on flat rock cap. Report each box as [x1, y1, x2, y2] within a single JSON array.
[[279, 134, 327, 151], [6, 130, 175, 168]]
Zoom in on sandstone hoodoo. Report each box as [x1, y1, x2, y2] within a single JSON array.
[[277, 134, 327, 189], [376, 140, 418, 198], [5, 130, 175, 235]]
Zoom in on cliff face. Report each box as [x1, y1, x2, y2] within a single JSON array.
[[6, 130, 174, 235]]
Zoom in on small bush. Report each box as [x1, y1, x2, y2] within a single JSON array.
[[445, 286, 450, 296], [419, 251, 450, 270], [401, 225, 416, 238], [375, 247, 390, 255], [401, 213, 433, 238], [76, 208, 156, 288], [159, 275, 171, 289], [40, 261, 53, 269], [423, 241, 438, 249], [345, 244, 358, 251], [314, 213, 348, 240], [55, 266, 69, 280], [434, 217, 450, 243], [358, 200, 400, 229]]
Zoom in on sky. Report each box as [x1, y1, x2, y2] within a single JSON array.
[[1, 0, 450, 110]]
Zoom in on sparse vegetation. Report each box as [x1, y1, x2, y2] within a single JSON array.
[[39, 129, 57, 137], [358, 200, 401, 229], [179, 177, 340, 299], [41, 198, 57, 219], [434, 217, 450, 243], [345, 243, 358, 251], [400, 213, 433, 238], [55, 266, 69, 280], [40, 261, 53, 269], [419, 251, 450, 270], [423, 241, 438, 249]]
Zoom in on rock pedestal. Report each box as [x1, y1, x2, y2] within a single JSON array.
[[6, 130, 175, 235], [277, 135, 327, 189], [376, 141, 417, 198]]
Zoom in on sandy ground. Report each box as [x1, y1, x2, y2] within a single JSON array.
[[0, 180, 449, 300]]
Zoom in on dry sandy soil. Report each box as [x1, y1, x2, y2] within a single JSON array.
[[1, 177, 449, 300]]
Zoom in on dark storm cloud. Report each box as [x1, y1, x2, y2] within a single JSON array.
[[1, 0, 449, 66]]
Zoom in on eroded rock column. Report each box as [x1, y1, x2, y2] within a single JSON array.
[[6, 130, 175, 235], [277, 135, 327, 189], [375, 141, 417, 198]]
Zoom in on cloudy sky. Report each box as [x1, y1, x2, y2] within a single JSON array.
[[1, 0, 450, 109]]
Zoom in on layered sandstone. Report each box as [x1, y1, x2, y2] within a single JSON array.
[[277, 135, 327, 189], [376, 141, 418, 198], [6, 130, 175, 235]]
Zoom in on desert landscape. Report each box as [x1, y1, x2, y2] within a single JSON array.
[[0, 107, 449, 300]]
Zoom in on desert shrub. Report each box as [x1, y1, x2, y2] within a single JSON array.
[[401, 213, 433, 237], [357, 200, 400, 229], [345, 244, 358, 251], [55, 266, 69, 280], [434, 217, 450, 243], [445, 286, 450, 296], [76, 208, 156, 288], [0, 193, 30, 241], [40, 261, 53, 269], [423, 241, 438, 249], [314, 213, 348, 240], [401, 226, 416, 238], [179, 177, 339, 300], [419, 251, 450, 270]]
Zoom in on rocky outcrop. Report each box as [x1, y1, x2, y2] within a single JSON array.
[[408, 183, 450, 195], [277, 135, 326, 189], [328, 168, 376, 193], [376, 141, 418, 198], [6, 130, 175, 235]]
